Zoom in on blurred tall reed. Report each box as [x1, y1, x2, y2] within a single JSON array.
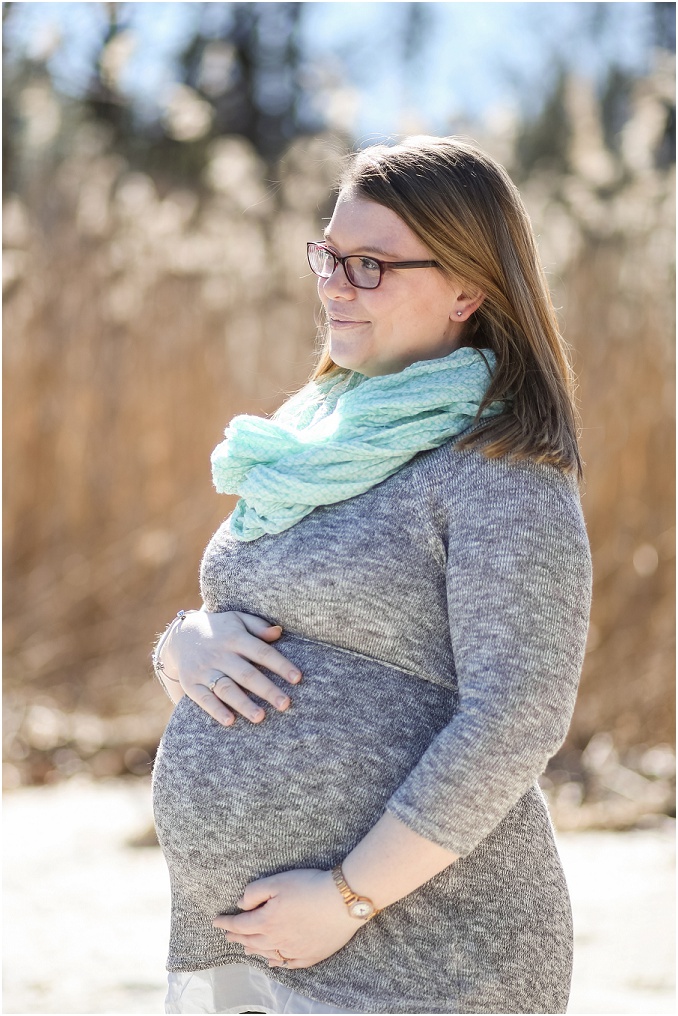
[[3, 59, 675, 811]]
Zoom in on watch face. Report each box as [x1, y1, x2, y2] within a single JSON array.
[[349, 898, 375, 919]]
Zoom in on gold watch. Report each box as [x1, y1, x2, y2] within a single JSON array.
[[330, 864, 380, 920]]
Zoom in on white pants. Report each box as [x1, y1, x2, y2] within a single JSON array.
[[165, 963, 354, 1014]]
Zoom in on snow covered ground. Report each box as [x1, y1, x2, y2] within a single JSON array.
[[3, 778, 675, 1014]]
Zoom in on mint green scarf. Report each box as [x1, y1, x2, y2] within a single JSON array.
[[211, 346, 502, 542]]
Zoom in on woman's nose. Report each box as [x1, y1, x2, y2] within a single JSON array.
[[321, 262, 356, 300]]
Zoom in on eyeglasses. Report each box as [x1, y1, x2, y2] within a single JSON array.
[[306, 241, 439, 290]]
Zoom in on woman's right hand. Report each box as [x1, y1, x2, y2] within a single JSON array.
[[160, 609, 302, 727]]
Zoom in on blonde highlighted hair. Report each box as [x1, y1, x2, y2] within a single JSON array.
[[311, 136, 581, 476]]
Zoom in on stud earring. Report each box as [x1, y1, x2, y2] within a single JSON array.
[[456, 311, 463, 317]]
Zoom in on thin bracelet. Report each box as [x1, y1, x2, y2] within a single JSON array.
[[151, 609, 198, 691]]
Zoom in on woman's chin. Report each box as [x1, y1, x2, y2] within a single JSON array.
[[329, 340, 368, 374], [329, 343, 399, 378]]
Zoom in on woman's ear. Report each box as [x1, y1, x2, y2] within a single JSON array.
[[453, 289, 485, 322]]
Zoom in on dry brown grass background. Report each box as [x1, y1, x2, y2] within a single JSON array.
[[3, 66, 675, 824]]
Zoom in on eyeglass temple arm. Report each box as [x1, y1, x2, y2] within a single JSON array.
[[387, 260, 439, 268]]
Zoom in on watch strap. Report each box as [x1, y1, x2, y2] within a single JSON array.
[[330, 864, 381, 918]]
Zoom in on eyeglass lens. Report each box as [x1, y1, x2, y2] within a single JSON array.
[[308, 244, 381, 289]]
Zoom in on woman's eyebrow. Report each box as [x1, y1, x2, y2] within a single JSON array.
[[323, 232, 399, 259]]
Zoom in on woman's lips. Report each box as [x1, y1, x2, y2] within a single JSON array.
[[329, 317, 368, 329]]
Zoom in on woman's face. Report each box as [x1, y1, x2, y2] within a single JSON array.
[[318, 193, 481, 377]]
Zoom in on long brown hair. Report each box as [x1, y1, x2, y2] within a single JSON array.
[[311, 136, 581, 476]]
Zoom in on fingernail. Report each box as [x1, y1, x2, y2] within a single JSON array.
[[252, 710, 265, 722], [269, 625, 283, 633], [224, 717, 234, 727], [289, 670, 301, 683], [276, 696, 290, 710]]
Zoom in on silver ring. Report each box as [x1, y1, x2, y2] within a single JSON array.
[[207, 675, 225, 692]]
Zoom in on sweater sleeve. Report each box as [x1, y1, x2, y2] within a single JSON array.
[[385, 453, 592, 857]]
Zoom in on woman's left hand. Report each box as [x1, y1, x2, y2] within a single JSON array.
[[212, 869, 363, 969]]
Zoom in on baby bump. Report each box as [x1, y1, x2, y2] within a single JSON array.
[[152, 634, 457, 913]]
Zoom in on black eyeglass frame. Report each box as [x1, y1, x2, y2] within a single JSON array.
[[307, 241, 440, 290]]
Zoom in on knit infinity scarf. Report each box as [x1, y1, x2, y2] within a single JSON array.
[[211, 346, 503, 542]]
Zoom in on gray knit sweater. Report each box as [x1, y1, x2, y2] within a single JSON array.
[[152, 436, 592, 1015]]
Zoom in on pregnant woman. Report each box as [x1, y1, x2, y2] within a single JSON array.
[[151, 135, 592, 1015]]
